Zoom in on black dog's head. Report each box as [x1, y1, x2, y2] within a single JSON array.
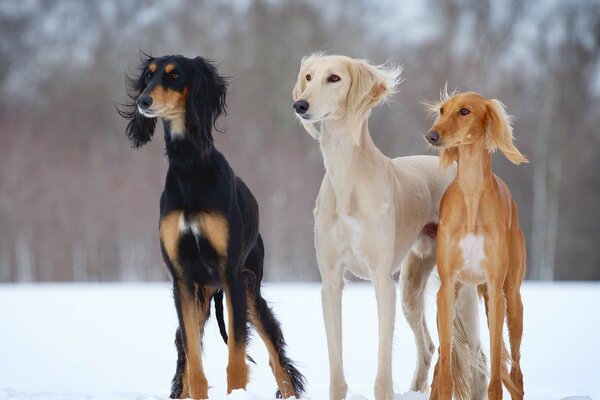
[[118, 54, 227, 154]]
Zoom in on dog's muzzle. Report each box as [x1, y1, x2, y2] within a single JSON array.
[[425, 131, 440, 145], [293, 100, 309, 115]]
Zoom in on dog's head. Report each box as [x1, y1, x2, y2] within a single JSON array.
[[425, 91, 528, 168], [292, 54, 401, 145], [118, 54, 227, 155]]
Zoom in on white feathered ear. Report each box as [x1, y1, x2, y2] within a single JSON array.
[[346, 60, 401, 146], [292, 54, 321, 139], [485, 99, 528, 164]]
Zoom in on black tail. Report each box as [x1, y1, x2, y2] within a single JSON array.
[[244, 236, 306, 397], [169, 327, 186, 399], [213, 288, 256, 365], [214, 289, 229, 344]]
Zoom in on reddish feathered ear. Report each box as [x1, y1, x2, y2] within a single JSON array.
[[485, 99, 528, 164]]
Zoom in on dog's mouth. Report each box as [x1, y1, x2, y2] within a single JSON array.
[[297, 112, 330, 122], [138, 106, 159, 118]]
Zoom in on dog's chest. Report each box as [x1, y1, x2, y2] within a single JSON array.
[[330, 214, 370, 277], [160, 210, 229, 284], [457, 233, 487, 284]]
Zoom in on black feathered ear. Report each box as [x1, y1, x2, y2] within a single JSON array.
[[117, 54, 157, 148], [185, 57, 227, 155]]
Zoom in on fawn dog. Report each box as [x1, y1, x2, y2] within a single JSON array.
[[425, 91, 527, 400]]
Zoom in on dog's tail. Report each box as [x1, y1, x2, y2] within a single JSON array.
[[451, 283, 488, 400], [213, 289, 229, 344], [212, 289, 256, 365]]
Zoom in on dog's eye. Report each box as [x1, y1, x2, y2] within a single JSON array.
[[145, 72, 153, 80], [171, 73, 179, 79], [327, 74, 341, 83], [460, 108, 470, 116], [440, 107, 444, 115], [306, 74, 311, 81]]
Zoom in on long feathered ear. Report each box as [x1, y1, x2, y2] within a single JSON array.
[[346, 60, 402, 146], [117, 54, 157, 148], [185, 57, 227, 156], [293, 53, 321, 139], [485, 99, 528, 164]]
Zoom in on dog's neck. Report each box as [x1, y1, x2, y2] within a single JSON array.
[[163, 117, 213, 169], [454, 138, 494, 228], [319, 117, 385, 214]]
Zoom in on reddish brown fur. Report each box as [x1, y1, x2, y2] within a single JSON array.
[[427, 92, 526, 400]]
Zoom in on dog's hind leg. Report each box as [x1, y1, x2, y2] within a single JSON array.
[[169, 327, 188, 398], [244, 236, 306, 399], [400, 249, 436, 392]]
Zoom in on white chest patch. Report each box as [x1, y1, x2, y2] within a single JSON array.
[[459, 233, 486, 273]]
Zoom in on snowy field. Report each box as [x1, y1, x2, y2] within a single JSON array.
[[0, 282, 598, 400]]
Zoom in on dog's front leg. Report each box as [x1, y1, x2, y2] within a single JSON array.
[[318, 246, 347, 400], [372, 270, 397, 400]]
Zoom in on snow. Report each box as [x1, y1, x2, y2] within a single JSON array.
[[0, 282, 598, 400]]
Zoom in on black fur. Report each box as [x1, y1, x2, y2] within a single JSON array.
[[119, 54, 304, 398]]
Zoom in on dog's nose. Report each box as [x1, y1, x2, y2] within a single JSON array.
[[293, 100, 309, 115], [425, 131, 440, 145], [137, 95, 153, 109]]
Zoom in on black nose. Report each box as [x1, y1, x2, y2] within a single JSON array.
[[137, 95, 153, 109], [425, 131, 440, 145], [293, 100, 309, 115]]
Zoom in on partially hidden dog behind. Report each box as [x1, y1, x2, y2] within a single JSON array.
[[119, 54, 305, 399], [425, 91, 527, 400], [292, 54, 485, 400]]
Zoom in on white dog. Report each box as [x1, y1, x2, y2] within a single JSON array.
[[292, 54, 484, 400]]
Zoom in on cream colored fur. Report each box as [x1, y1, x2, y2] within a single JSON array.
[[293, 54, 484, 400]]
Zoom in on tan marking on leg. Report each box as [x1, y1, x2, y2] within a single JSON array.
[[197, 213, 229, 257], [160, 210, 183, 265], [225, 287, 248, 393], [178, 283, 209, 399], [180, 365, 189, 399], [248, 295, 296, 398]]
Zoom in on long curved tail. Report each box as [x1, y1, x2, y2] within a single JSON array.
[[451, 284, 488, 400]]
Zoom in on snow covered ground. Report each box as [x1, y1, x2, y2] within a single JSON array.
[[0, 282, 598, 400]]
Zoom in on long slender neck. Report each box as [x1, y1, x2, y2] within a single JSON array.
[[319, 117, 386, 213], [319, 117, 383, 174], [455, 139, 494, 228], [163, 116, 212, 169]]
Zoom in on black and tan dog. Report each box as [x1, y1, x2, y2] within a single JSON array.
[[118, 54, 305, 399]]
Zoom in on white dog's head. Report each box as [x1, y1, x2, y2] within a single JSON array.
[[292, 54, 401, 145]]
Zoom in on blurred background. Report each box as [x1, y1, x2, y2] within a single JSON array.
[[0, 0, 598, 283]]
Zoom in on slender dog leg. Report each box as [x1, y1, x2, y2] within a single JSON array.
[[372, 272, 397, 400], [321, 268, 347, 400], [225, 277, 249, 393], [436, 277, 455, 400], [400, 250, 435, 392], [504, 230, 525, 399], [486, 280, 506, 400], [174, 280, 209, 399]]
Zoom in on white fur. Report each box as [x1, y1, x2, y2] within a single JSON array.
[[294, 55, 460, 399], [459, 233, 486, 274]]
